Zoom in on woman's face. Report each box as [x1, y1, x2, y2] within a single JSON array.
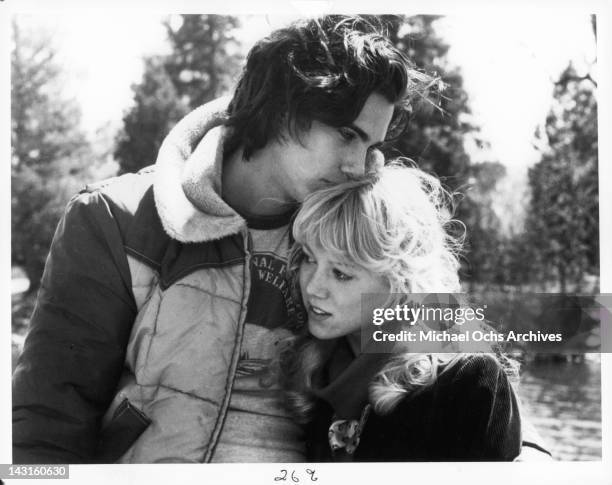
[[298, 242, 390, 344]]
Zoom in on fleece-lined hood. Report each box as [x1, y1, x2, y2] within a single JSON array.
[[154, 96, 247, 243]]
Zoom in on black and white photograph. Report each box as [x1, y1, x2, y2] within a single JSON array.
[[4, 1, 611, 484]]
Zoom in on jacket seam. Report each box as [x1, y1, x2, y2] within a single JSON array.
[[139, 287, 163, 383], [171, 282, 242, 304], [81, 167, 154, 194], [203, 233, 250, 462], [131, 382, 222, 409], [161, 258, 245, 290], [80, 182, 112, 193], [125, 246, 162, 270], [40, 295, 134, 347]]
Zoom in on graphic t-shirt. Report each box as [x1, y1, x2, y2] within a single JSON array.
[[211, 213, 307, 463]]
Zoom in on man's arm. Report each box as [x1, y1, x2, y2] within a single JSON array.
[[12, 189, 137, 464]]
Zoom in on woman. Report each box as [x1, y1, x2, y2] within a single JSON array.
[[281, 163, 522, 462]]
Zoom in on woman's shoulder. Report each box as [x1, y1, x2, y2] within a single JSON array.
[[443, 353, 506, 382], [362, 353, 521, 461], [429, 354, 514, 405], [378, 353, 514, 418]]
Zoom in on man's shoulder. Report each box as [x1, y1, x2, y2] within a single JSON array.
[[79, 167, 161, 231], [80, 166, 156, 215], [77, 166, 170, 267]]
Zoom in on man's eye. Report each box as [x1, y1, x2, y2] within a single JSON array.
[[333, 269, 353, 281], [338, 128, 356, 142]]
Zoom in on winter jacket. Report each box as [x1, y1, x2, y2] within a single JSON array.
[[12, 97, 267, 463]]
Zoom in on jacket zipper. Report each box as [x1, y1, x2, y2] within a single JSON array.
[[204, 229, 252, 462]]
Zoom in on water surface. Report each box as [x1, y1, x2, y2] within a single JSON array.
[[519, 357, 601, 461]]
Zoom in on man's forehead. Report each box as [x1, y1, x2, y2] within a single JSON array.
[[352, 93, 395, 144]]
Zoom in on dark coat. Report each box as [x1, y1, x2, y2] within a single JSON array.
[[306, 353, 522, 462]]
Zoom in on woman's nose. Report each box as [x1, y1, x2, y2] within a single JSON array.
[[305, 268, 328, 299]]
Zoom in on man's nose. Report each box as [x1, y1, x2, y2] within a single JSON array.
[[340, 148, 384, 180], [366, 148, 384, 174]]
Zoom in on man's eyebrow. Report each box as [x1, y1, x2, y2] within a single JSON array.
[[349, 123, 383, 147], [348, 124, 369, 143]]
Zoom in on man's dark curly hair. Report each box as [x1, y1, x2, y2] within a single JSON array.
[[224, 15, 435, 159]]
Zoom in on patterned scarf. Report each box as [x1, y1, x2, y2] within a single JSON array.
[[311, 339, 389, 460]]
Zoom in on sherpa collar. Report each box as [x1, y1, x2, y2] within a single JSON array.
[[153, 96, 247, 243]]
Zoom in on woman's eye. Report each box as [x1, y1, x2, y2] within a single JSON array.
[[333, 268, 353, 281], [338, 128, 356, 142]]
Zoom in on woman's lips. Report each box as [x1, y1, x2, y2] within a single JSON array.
[[307, 304, 332, 320]]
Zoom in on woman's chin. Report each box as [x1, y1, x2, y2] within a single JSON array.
[[307, 322, 334, 340]]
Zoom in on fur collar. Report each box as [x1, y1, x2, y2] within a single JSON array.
[[153, 97, 246, 243]]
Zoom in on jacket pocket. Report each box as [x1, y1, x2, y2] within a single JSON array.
[[96, 398, 151, 463]]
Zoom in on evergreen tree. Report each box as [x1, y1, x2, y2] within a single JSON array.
[[455, 162, 507, 288], [164, 15, 241, 110], [382, 15, 504, 286], [11, 19, 93, 291], [383, 15, 477, 185], [114, 15, 241, 174], [114, 56, 187, 175], [524, 64, 598, 292]]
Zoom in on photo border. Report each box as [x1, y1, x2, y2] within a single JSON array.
[[1, 0, 610, 483]]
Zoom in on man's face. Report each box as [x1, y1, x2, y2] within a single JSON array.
[[270, 92, 394, 204]]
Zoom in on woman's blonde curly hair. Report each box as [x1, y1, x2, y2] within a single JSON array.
[[280, 162, 520, 421]]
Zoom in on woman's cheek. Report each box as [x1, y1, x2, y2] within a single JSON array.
[[298, 262, 312, 299]]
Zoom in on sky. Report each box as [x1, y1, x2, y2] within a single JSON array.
[[14, 11, 596, 177], [436, 13, 596, 173]]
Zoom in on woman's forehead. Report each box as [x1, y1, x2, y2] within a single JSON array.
[[303, 240, 360, 269]]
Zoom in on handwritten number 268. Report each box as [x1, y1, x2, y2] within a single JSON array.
[[274, 469, 317, 482]]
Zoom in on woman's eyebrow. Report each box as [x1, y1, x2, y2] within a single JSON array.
[[331, 258, 357, 270], [302, 243, 356, 270]]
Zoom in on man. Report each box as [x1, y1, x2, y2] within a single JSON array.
[[12, 15, 421, 463]]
